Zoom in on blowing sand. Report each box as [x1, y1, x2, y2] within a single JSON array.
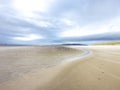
[[0, 46, 120, 90]]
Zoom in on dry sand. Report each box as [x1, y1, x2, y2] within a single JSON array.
[[0, 46, 120, 90]]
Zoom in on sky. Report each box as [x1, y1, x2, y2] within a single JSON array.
[[0, 0, 120, 45]]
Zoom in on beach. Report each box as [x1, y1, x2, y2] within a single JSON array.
[[0, 46, 120, 90]]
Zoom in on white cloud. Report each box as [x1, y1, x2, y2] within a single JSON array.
[[60, 26, 98, 37], [60, 17, 120, 37], [108, 17, 120, 32], [12, 0, 55, 17], [60, 18, 75, 26], [30, 20, 53, 28], [13, 34, 44, 41], [60, 24, 105, 37]]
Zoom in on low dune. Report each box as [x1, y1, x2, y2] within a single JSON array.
[[0, 46, 120, 90], [93, 41, 120, 45]]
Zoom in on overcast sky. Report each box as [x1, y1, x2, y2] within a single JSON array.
[[0, 0, 120, 44]]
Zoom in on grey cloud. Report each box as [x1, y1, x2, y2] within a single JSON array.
[[0, 8, 63, 44]]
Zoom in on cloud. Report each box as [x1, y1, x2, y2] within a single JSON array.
[[0, 0, 120, 44], [50, 0, 120, 23], [60, 17, 120, 37], [13, 34, 44, 41], [11, 0, 56, 17]]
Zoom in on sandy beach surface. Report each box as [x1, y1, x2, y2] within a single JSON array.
[[0, 46, 120, 90]]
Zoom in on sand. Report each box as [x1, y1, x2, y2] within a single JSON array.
[[0, 46, 120, 90]]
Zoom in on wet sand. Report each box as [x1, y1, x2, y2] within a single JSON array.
[[0, 46, 81, 83], [0, 46, 120, 90]]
